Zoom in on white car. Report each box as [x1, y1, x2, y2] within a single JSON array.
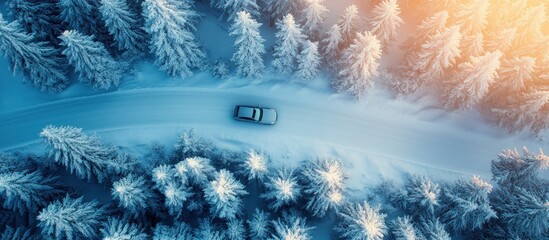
[[233, 105, 277, 125]]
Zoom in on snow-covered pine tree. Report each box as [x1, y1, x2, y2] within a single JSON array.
[[301, 158, 347, 217], [7, 0, 64, 44], [338, 4, 360, 45], [320, 24, 343, 64], [211, 60, 230, 79], [153, 222, 194, 239], [59, 30, 123, 90], [111, 174, 157, 217], [272, 14, 306, 74], [417, 217, 451, 240], [58, 0, 108, 41], [37, 196, 106, 240], [247, 208, 270, 239], [215, 0, 259, 22], [261, 168, 301, 210], [100, 217, 148, 240], [391, 216, 421, 240], [0, 170, 60, 215], [513, 5, 545, 46], [295, 40, 321, 81], [438, 176, 496, 232], [195, 218, 226, 240], [270, 212, 313, 240], [99, 0, 147, 56], [390, 175, 441, 218], [452, 0, 489, 35], [0, 153, 36, 173], [226, 219, 246, 240], [240, 150, 268, 181], [0, 226, 37, 240], [265, 0, 300, 24], [495, 56, 536, 92], [491, 148, 549, 190], [368, 0, 403, 48], [40, 125, 126, 183], [179, 157, 216, 187], [401, 11, 449, 51], [334, 201, 388, 240], [442, 51, 502, 110], [163, 181, 193, 217], [299, 0, 328, 40], [335, 31, 382, 99], [0, 14, 68, 92], [152, 164, 176, 189], [204, 169, 248, 219], [174, 129, 214, 160], [485, 28, 516, 53], [460, 33, 484, 61], [142, 0, 205, 78], [489, 89, 549, 133], [229, 11, 265, 78]]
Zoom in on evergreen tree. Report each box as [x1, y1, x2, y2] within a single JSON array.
[[338, 4, 360, 45], [226, 219, 246, 240], [295, 40, 321, 81], [152, 164, 176, 189], [391, 216, 421, 240], [153, 222, 194, 240], [215, 0, 259, 22], [0, 14, 68, 92], [369, 0, 403, 48], [59, 30, 123, 90], [491, 148, 549, 190], [442, 51, 502, 110], [58, 0, 106, 39], [265, 0, 300, 23], [229, 11, 265, 78], [439, 176, 496, 232], [485, 28, 516, 53], [179, 157, 216, 186], [452, 0, 489, 35], [99, 0, 147, 56], [40, 125, 124, 183], [142, 0, 205, 78], [0, 153, 35, 173], [301, 158, 347, 217], [174, 129, 214, 160], [195, 218, 226, 240], [100, 218, 148, 240], [334, 202, 388, 240], [0, 170, 60, 215], [247, 208, 270, 239], [335, 31, 382, 99], [37, 196, 106, 240], [299, 0, 328, 39], [210, 60, 230, 79], [401, 11, 449, 51], [204, 169, 248, 219], [0, 226, 37, 240], [320, 24, 343, 63], [513, 5, 545, 46], [489, 89, 549, 133], [261, 168, 301, 210], [163, 181, 193, 217], [111, 174, 157, 217], [460, 33, 484, 61], [272, 14, 306, 74], [391, 175, 441, 218], [417, 218, 451, 240], [270, 212, 313, 240], [7, 0, 64, 44], [495, 56, 536, 92], [240, 150, 268, 181]]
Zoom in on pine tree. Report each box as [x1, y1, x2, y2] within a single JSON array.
[[195, 218, 226, 240], [301, 158, 347, 217], [439, 176, 496, 232], [58, 0, 105, 38], [7, 0, 64, 44], [452, 0, 489, 35], [247, 208, 270, 239], [0, 153, 35, 173], [391, 216, 421, 240], [163, 181, 193, 217], [369, 0, 403, 48], [490, 89, 549, 133], [37, 196, 106, 240], [491, 148, 549, 190], [210, 60, 230, 79], [272, 14, 306, 74], [179, 157, 216, 186], [204, 169, 248, 219], [0, 170, 60, 215], [230, 11, 265, 77], [270, 212, 313, 240], [334, 202, 388, 240], [111, 174, 157, 217], [338, 4, 360, 45], [261, 168, 301, 210], [495, 56, 536, 92], [442, 51, 502, 110], [59, 30, 123, 90], [513, 5, 545, 46], [240, 150, 268, 181], [153, 222, 194, 240], [391, 175, 441, 218], [0, 14, 68, 92], [485, 28, 516, 53], [0, 226, 37, 240], [295, 40, 321, 81], [216, 0, 259, 22], [417, 218, 451, 240], [100, 218, 148, 240], [299, 0, 328, 39], [401, 11, 449, 51], [320, 24, 343, 63], [40, 125, 123, 183], [226, 219, 246, 240], [460, 33, 484, 60], [152, 164, 176, 189], [99, 0, 147, 55], [142, 0, 205, 78], [265, 0, 300, 23], [174, 129, 214, 160], [335, 31, 382, 99]]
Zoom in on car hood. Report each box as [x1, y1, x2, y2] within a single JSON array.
[[260, 109, 277, 124]]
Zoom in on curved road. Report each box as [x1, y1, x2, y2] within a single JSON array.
[[0, 87, 543, 180]]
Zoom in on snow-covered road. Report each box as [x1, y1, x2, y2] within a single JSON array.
[[0, 87, 544, 184]]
